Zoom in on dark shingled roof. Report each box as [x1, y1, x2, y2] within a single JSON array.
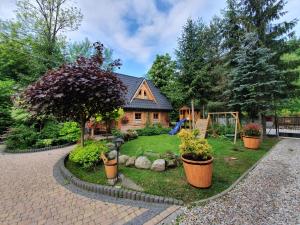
[[115, 73, 173, 111]]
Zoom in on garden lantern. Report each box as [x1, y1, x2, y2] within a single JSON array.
[[114, 137, 124, 180]]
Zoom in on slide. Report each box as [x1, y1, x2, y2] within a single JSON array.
[[169, 118, 186, 135]]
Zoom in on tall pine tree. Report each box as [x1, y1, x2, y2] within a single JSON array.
[[176, 19, 212, 106], [228, 33, 284, 122], [240, 0, 297, 57], [222, 0, 244, 66]]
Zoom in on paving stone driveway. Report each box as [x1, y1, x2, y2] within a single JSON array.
[[0, 145, 179, 225]]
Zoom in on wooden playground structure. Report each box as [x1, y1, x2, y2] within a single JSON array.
[[179, 106, 201, 128], [179, 106, 241, 144]]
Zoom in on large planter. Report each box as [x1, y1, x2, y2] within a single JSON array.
[[243, 136, 261, 149], [181, 156, 213, 188], [104, 159, 117, 179]]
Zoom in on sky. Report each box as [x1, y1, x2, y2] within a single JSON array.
[[1, 0, 300, 77]]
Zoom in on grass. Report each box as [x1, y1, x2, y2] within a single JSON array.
[[66, 135, 279, 203], [120, 134, 180, 156]]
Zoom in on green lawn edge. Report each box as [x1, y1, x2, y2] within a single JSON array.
[[66, 135, 279, 203]]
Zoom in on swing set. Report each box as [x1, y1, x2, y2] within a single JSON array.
[[178, 103, 241, 143], [206, 112, 241, 144]]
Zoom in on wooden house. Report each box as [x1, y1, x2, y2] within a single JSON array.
[[115, 73, 173, 131]]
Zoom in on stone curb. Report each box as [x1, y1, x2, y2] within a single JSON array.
[[192, 139, 279, 205], [158, 139, 281, 224], [4, 142, 75, 154], [58, 154, 184, 206]]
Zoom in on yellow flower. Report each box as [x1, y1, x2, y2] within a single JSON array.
[[178, 129, 213, 159]]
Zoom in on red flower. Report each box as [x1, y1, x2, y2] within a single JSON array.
[[243, 123, 261, 137]]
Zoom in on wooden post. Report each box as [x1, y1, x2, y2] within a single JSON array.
[[234, 112, 238, 144], [191, 99, 195, 130]]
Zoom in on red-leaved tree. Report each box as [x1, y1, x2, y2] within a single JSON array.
[[23, 42, 127, 146]]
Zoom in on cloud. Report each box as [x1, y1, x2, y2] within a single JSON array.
[[1, 0, 299, 76], [67, 0, 213, 64], [0, 0, 16, 20]]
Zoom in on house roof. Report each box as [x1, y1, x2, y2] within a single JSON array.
[[115, 73, 173, 111]]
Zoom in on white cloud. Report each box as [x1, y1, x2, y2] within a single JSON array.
[[67, 0, 212, 64], [0, 0, 16, 20], [1, 0, 299, 74]]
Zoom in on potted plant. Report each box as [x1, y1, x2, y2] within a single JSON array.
[[100, 152, 117, 179], [243, 123, 261, 149], [178, 129, 213, 188]]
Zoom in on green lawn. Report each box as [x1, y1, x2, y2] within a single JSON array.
[[66, 135, 278, 203], [120, 134, 180, 157]]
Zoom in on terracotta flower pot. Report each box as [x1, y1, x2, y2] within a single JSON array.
[[104, 159, 117, 179], [243, 136, 261, 149], [181, 156, 213, 188]]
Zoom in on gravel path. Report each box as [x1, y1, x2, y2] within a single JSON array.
[[0, 145, 178, 225], [177, 139, 300, 225]]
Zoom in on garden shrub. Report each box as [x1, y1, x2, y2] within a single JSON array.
[[59, 121, 80, 142], [136, 125, 171, 136], [69, 140, 108, 169], [123, 129, 138, 141], [5, 120, 80, 150], [34, 138, 54, 148], [10, 107, 31, 125], [178, 129, 213, 161], [208, 123, 235, 137], [111, 128, 138, 141], [111, 128, 124, 138], [40, 121, 62, 139], [5, 125, 39, 150]]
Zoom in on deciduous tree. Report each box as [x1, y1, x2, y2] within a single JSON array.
[[23, 42, 126, 146], [16, 0, 83, 68], [147, 53, 176, 90]]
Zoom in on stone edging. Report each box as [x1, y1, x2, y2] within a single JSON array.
[[158, 139, 281, 224], [58, 154, 184, 206], [4, 142, 75, 154], [193, 140, 279, 205]]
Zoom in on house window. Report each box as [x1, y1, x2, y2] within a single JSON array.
[[135, 113, 142, 121], [153, 113, 159, 120], [144, 91, 148, 99]]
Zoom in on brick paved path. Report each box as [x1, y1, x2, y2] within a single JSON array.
[[0, 145, 179, 225]]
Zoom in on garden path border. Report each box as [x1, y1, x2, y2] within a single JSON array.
[[58, 139, 280, 215], [58, 154, 184, 206], [4, 142, 75, 153]]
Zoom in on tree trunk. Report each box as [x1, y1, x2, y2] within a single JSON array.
[[258, 112, 266, 139], [80, 116, 86, 147], [262, 113, 267, 138], [191, 99, 195, 130], [91, 128, 94, 138]]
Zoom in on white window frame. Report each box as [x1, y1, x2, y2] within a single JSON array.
[[153, 113, 159, 123], [134, 113, 142, 123]]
